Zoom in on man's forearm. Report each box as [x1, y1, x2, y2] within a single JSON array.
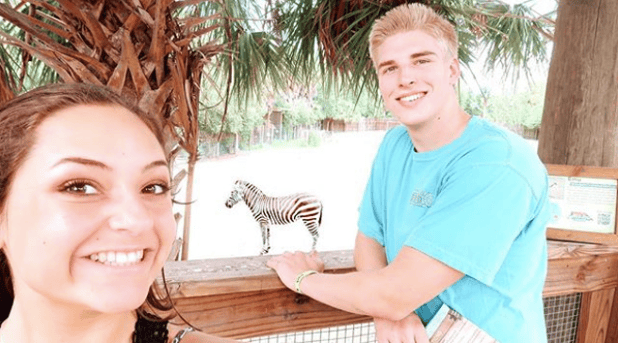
[[268, 235, 463, 321], [290, 232, 399, 319]]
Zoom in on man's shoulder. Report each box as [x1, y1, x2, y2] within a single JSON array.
[[462, 119, 540, 165], [455, 119, 548, 196], [378, 124, 410, 152], [383, 124, 408, 141]]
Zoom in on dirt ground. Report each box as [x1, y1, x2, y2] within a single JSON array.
[[173, 130, 387, 260]]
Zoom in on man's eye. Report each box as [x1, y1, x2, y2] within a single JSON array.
[[384, 66, 397, 74], [62, 181, 98, 195], [143, 183, 170, 195]]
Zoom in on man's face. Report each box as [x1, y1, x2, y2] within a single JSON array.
[[375, 30, 460, 130]]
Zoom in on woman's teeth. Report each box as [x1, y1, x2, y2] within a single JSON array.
[[402, 93, 425, 102], [89, 250, 144, 266]]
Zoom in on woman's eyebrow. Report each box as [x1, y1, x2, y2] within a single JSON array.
[[142, 160, 168, 172], [51, 157, 110, 170], [51, 157, 167, 173]]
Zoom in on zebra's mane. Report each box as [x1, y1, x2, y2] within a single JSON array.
[[236, 180, 265, 197]]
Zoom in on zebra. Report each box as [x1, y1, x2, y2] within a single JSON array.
[[225, 180, 323, 255]]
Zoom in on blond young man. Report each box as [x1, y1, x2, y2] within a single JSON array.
[[268, 4, 550, 343]]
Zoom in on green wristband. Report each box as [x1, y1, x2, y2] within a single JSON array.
[[294, 270, 318, 294]]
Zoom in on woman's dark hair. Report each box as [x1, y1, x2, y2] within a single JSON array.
[[0, 82, 174, 322]]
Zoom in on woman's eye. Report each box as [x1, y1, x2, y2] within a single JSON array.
[[143, 183, 170, 195], [62, 181, 98, 195]]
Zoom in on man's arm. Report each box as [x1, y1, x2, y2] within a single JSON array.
[[354, 231, 387, 272], [354, 232, 430, 343], [268, 243, 464, 321]]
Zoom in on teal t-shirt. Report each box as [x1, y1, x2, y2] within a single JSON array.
[[358, 117, 550, 343]]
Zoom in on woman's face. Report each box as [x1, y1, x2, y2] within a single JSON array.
[[0, 104, 176, 314]]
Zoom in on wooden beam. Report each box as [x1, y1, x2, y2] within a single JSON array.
[[577, 288, 615, 343], [545, 243, 618, 297], [604, 287, 618, 343], [170, 289, 371, 339], [163, 242, 618, 339]]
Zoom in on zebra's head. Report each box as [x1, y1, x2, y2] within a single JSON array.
[[225, 181, 245, 208]]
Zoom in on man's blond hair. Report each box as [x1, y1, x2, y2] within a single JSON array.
[[369, 3, 458, 66]]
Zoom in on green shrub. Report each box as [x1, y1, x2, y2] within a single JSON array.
[[307, 131, 321, 147]]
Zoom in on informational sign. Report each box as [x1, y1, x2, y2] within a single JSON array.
[[545, 164, 618, 245], [548, 175, 617, 233]]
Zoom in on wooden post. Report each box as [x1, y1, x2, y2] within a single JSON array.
[[180, 157, 196, 260], [576, 289, 615, 343]]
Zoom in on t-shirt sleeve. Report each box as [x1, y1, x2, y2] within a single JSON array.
[[358, 164, 385, 246], [405, 164, 538, 285]]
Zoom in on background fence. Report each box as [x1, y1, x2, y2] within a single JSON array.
[[197, 118, 397, 160]]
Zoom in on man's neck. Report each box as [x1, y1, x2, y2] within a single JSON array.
[[1, 298, 136, 343], [406, 104, 471, 153]]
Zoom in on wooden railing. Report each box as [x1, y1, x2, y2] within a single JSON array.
[[163, 241, 618, 342]]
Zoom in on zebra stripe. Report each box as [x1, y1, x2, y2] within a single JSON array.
[[225, 180, 323, 255]]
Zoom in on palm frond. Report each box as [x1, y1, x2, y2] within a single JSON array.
[[278, 0, 553, 96]]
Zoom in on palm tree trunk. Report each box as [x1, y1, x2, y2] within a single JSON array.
[[538, 0, 618, 167], [181, 155, 197, 260]]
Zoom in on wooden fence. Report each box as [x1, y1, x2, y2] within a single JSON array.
[[163, 241, 618, 342]]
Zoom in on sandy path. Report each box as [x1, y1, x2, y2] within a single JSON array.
[[173, 131, 387, 260]]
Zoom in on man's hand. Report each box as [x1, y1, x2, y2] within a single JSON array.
[[267, 251, 325, 292], [374, 313, 429, 343]]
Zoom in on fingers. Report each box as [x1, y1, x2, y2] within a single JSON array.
[[267, 251, 325, 276], [374, 314, 429, 343], [265, 257, 278, 269]]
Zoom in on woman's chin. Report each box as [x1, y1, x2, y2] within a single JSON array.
[[79, 285, 151, 314], [92, 295, 149, 314]]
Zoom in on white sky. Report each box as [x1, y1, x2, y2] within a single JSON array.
[[462, 0, 558, 95], [503, 0, 557, 14]]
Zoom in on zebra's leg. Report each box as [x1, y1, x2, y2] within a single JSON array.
[[303, 219, 319, 252], [260, 222, 271, 255], [311, 232, 318, 252]]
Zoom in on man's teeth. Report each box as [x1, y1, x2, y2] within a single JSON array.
[[401, 93, 424, 102], [89, 250, 144, 266]]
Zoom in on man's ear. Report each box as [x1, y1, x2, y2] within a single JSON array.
[[448, 57, 461, 85]]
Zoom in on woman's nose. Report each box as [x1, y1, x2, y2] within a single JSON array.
[[108, 191, 154, 234]]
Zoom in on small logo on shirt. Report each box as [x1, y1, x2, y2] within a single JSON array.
[[410, 189, 434, 208]]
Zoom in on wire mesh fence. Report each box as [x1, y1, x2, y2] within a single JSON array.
[[243, 293, 582, 343], [544, 293, 581, 343], [242, 323, 376, 343]]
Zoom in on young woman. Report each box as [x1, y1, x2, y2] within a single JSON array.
[[0, 83, 237, 343]]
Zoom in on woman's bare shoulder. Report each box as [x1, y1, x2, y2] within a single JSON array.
[[168, 323, 241, 343]]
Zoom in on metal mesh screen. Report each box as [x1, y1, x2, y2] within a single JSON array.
[[242, 323, 376, 343], [243, 293, 582, 343], [544, 293, 581, 343]]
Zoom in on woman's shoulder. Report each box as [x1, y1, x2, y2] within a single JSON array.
[[168, 323, 240, 343]]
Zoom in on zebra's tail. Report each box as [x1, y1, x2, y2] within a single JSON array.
[[318, 201, 323, 226]]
